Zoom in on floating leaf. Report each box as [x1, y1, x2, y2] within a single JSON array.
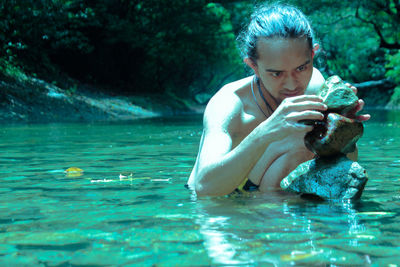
[[64, 167, 84, 177], [281, 251, 316, 261]]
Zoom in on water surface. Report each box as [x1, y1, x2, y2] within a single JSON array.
[[1, 111, 400, 265]]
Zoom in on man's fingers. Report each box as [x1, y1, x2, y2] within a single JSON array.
[[290, 110, 325, 121], [357, 114, 371, 122], [345, 99, 370, 121], [345, 82, 358, 94], [356, 99, 365, 112], [289, 101, 327, 112], [287, 95, 324, 103], [293, 123, 315, 132], [348, 100, 362, 115], [354, 99, 370, 122], [281, 95, 327, 111]]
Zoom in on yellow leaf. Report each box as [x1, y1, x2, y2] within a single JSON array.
[[281, 251, 314, 261], [65, 167, 84, 177]]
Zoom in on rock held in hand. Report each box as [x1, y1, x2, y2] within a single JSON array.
[[319, 75, 359, 114], [304, 113, 364, 157]]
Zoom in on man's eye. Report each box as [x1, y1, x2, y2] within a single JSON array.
[[297, 65, 307, 72], [271, 72, 282, 77]]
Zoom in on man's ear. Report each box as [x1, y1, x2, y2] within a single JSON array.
[[244, 58, 259, 77], [312, 43, 320, 59]]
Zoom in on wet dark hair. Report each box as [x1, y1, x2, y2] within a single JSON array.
[[237, 3, 315, 61]]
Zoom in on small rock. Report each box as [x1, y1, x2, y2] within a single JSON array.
[[319, 75, 359, 114], [281, 155, 368, 200]]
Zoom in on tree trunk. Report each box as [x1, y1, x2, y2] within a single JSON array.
[[352, 79, 394, 90]]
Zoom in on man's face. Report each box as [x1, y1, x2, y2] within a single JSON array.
[[253, 37, 314, 104]]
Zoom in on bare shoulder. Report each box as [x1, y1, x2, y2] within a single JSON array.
[[305, 68, 326, 95], [203, 76, 252, 131]]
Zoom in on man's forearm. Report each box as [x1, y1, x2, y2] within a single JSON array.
[[195, 126, 278, 196]]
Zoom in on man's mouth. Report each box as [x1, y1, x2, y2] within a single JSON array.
[[283, 91, 301, 97], [281, 87, 305, 98]]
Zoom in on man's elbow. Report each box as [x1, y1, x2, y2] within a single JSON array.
[[194, 175, 233, 197], [194, 178, 216, 196], [190, 171, 210, 196], [194, 182, 209, 196]]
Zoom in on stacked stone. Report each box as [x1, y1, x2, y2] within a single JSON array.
[[281, 76, 368, 200]]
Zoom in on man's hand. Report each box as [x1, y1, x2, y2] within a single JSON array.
[[345, 83, 371, 122], [265, 95, 327, 140]]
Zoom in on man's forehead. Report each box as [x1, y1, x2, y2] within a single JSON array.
[[256, 37, 312, 70], [256, 36, 311, 51]]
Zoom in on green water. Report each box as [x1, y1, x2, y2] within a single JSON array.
[[1, 110, 400, 266]]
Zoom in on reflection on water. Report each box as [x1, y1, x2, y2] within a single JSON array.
[[1, 111, 400, 265], [195, 192, 379, 265]]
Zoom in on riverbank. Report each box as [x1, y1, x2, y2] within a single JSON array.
[[0, 70, 396, 124], [0, 74, 205, 123]]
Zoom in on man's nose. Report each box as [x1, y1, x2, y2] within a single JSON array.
[[284, 74, 297, 91]]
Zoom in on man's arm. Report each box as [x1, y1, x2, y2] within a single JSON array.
[[189, 90, 327, 196], [189, 91, 278, 196]]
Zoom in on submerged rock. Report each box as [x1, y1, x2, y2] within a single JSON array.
[[305, 113, 364, 157], [281, 155, 368, 200]]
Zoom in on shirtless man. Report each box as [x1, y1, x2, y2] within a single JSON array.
[[187, 4, 370, 196]]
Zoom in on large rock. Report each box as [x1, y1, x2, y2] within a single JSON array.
[[281, 155, 368, 200], [304, 113, 364, 157], [319, 75, 359, 114]]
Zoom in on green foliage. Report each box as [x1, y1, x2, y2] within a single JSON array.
[[0, 0, 97, 75], [387, 86, 400, 106], [289, 0, 390, 83], [0, 0, 398, 105], [385, 50, 400, 105], [0, 0, 243, 99], [0, 58, 27, 82], [386, 51, 400, 84]]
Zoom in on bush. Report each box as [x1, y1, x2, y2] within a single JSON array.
[[385, 50, 400, 106]]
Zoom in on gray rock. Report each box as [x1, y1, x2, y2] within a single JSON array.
[[319, 75, 359, 114], [281, 155, 368, 200]]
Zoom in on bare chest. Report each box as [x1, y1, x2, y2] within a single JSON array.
[[230, 110, 263, 148]]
